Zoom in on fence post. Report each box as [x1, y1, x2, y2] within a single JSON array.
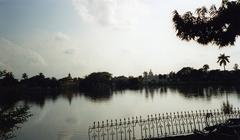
[[159, 114, 163, 136], [132, 117, 135, 140], [177, 112, 182, 134], [155, 114, 159, 137], [89, 127, 92, 140], [170, 113, 174, 135], [93, 122, 97, 140], [166, 113, 171, 135], [101, 121, 105, 140], [140, 116, 143, 139], [119, 119, 123, 140], [147, 115, 151, 138], [150, 115, 155, 138], [192, 111, 196, 130], [115, 120, 118, 140]]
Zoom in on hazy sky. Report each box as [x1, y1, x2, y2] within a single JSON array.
[[1, 0, 240, 79]]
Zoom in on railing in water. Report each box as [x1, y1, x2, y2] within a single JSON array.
[[88, 108, 240, 140]]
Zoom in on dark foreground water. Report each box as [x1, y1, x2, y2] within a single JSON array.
[[7, 87, 240, 140]]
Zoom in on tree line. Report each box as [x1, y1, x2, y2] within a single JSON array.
[[1, 64, 240, 92]]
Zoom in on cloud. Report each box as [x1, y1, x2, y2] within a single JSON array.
[[0, 62, 11, 71], [72, 0, 148, 28], [0, 37, 47, 76], [55, 32, 70, 41], [64, 48, 75, 55]]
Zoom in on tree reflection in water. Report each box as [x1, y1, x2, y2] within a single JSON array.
[[0, 86, 239, 139], [0, 104, 32, 140], [222, 101, 233, 114]]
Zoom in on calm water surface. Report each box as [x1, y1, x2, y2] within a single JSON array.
[[11, 87, 240, 140]]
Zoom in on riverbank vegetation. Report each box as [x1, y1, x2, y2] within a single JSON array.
[[1, 64, 240, 92]]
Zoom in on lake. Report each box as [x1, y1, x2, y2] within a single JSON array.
[[8, 86, 240, 140]]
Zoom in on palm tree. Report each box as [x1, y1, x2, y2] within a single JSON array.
[[217, 54, 230, 71]]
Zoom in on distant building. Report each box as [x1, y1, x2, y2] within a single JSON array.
[[59, 73, 78, 88], [143, 69, 159, 84]]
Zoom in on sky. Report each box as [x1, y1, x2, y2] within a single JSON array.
[[0, 0, 240, 79]]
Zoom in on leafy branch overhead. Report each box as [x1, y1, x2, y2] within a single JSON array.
[[173, 0, 240, 47]]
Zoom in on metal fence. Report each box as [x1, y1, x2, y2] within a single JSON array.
[[88, 108, 240, 140]]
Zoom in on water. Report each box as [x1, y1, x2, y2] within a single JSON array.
[[7, 87, 240, 140]]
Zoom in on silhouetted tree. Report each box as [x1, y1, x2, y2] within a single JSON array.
[[0, 104, 31, 140], [173, 0, 240, 47], [233, 63, 239, 71], [0, 72, 18, 87], [168, 72, 176, 83], [217, 54, 230, 70], [203, 64, 210, 72], [22, 73, 28, 80], [38, 73, 45, 79], [21, 72, 58, 88], [176, 67, 194, 82], [0, 70, 7, 78], [79, 72, 112, 92], [128, 76, 143, 88], [112, 76, 129, 89]]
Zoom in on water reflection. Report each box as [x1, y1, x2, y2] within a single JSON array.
[[169, 86, 240, 99], [1, 86, 239, 140], [2, 86, 239, 107], [80, 90, 113, 103]]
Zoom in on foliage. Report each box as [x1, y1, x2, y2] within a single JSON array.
[[112, 76, 129, 89], [0, 72, 18, 87], [0, 70, 7, 78], [0, 105, 32, 140], [128, 76, 143, 88], [233, 64, 239, 71], [173, 0, 240, 47], [21, 73, 59, 88], [1, 67, 240, 90], [79, 72, 112, 91], [22, 73, 28, 80], [203, 64, 210, 72]]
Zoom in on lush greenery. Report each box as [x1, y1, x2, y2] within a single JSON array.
[[173, 0, 240, 47]]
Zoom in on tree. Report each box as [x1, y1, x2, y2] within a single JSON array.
[[0, 70, 7, 78], [172, 0, 240, 47], [202, 64, 209, 72], [0, 105, 31, 140], [233, 63, 239, 71], [22, 73, 28, 80], [1, 72, 18, 86], [217, 54, 230, 70], [112, 76, 129, 89], [38, 73, 45, 79], [80, 72, 112, 91]]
